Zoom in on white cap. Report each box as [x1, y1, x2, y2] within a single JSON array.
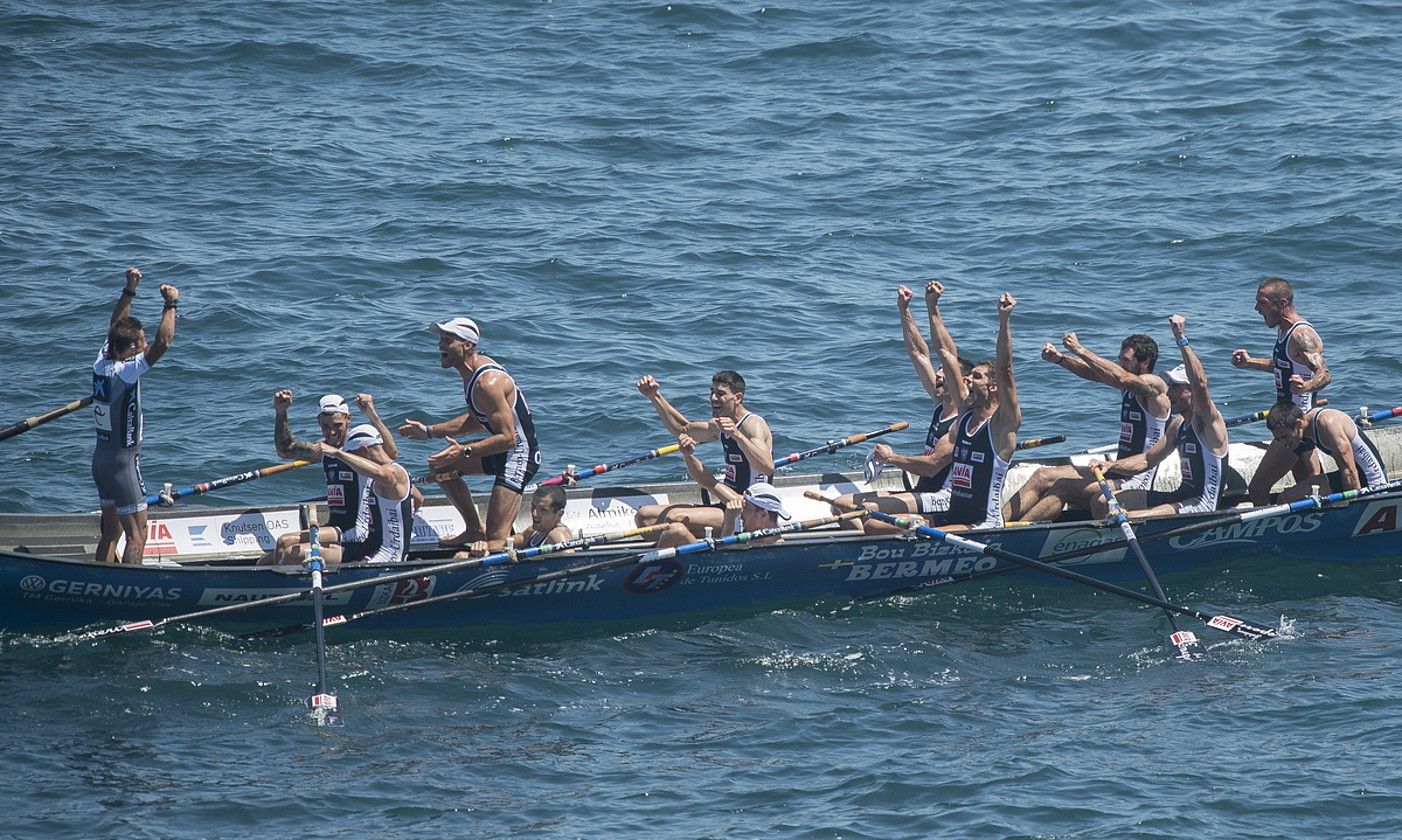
[[1164, 364, 1191, 386], [317, 394, 350, 416], [743, 481, 791, 520], [342, 423, 383, 451], [429, 317, 480, 344]]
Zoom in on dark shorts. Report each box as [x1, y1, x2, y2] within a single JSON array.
[[92, 447, 147, 515], [481, 444, 541, 494]]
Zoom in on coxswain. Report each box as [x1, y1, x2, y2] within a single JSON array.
[[1003, 332, 1169, 522], [91, 267, 180, 564], [397, 317, 542, 551], [465, 483, 573, 557], [1090, 315, 1230, 517]]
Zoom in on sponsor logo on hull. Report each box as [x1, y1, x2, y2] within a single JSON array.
[[1038, 527, 1126, 566], [1169, 512, 1323, 550]]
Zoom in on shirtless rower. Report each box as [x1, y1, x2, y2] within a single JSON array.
[[264, 424, 413, 566], [1003, 332, 1169, 522], [1253, 401, 1389, 504], [836, 290, 1023, 533], [655, 434, 787, 549], [632, 370, 773, 538], [1231, 278, 1332, 504], [269, 391, 396, 563], [398, 317, 542, 551], [1089, 315, 1230, 517], [465, 484, 573, 557], [828, 280, 971, 529], [91, 267, 180, 564]]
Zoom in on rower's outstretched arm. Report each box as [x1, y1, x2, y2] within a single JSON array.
[[273, 390, 321, 460], [993, 292, 1021, 434], [897, 285, 940, 400], [356, 393, 400, 460], [1171, 314, 1229, 452], [110, 267, 140, 326], [1061, 333, 1164, 400], [926, 281, 970, 409], [637, 375, 713, 439]]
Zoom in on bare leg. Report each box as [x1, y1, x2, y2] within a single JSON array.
[[1021, 476, 1099, 523], [277, 541, 344, 567], [635, 503, 666, 528], [118, 509, 147, 565], [95, 506, 120, 563], [1094, 488, 1148, 518], [655, 522, 697, 549], [481, 483, 525, 549], [1005, 465, 1076, 521], [1249, 439, 1300, 506], [439, 476, 486, 545], [662, 505, 727, 539]]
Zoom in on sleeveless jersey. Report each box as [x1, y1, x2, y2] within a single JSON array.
[[913, 402, 957, 493], [1174, 418, 1228, 508], [945, 410, 1011, 528], [464, 362, 539, 450], [1273, 321, 1318, 410], [343, 476, 412, 563], [323, 453, 369, 535], [92, 344, 151, 452], [1307, 409, 1387, 489], [721, 412, 771, 491], [1118, 389, 1168, 460]]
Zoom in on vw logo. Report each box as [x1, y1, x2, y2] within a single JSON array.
[[19, 575, 45, 593]]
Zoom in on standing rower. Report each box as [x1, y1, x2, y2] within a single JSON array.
[[1004, 332, 1170, 522], [91, 267, 180, 564], [1232, 278, 1330, 503], [398, 317, 542, 551], [632, 370, 773, 538], [1090, 315, 1230, 517]]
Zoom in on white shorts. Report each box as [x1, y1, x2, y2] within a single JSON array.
[[1119, 465, 1158, 493], [916, 489, 951, 514]]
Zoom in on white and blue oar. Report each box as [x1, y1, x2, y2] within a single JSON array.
[[1092, 466, 1208, 661], [812, 493, 1279, 645], [303, 508, 340, 726]]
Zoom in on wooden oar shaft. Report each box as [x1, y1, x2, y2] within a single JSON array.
[[263, 510, 866, 636], [774, 422, 908, 466], [0, 396, 92, 442], [146, 460, 313, 507], [811, 493, 1276, 640], [69, 522, 670, 641], [539, 442, 684, 487]]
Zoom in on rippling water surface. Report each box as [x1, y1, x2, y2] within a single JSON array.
[[3, 1, 1401, 837]]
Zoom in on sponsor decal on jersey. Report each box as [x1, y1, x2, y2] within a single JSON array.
[[1119, 422, 1134, 443], [327, 485, 345, 507], [970, 451, 986, 464], [1180, 457, 1194, 483], [339, 471, 354, 481], [950, 462, 974, 490], [1183, 443, 1197, 455]]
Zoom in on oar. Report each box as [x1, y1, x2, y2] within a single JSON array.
[[1083, 399, 1332, 455], [67, 522, 670, 642], [1357, 405, 1402, 426], [1092, 466, 1207, 660], [0, 397, 93, 443], [145, 460, 313, 507], [304, 509, 339, 726], [252, 510, 867, 638], [539, 442, 684, 487], [1016, 435, 1066, 451], [773, 422, 908, 468], [811, 493, 1278, 643], [885, 477, 1402, 599]]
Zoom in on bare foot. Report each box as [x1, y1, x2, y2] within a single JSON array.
[[439, 529, 486, 547]]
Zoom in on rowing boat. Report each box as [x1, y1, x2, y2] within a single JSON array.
[[3, 426, 1401, 634]]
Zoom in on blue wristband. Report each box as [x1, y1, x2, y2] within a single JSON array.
[[1175, 337, 1190, 348]]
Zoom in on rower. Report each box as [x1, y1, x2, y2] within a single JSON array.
[[1253, 402, 1389, 503], [265, 424, 413, 566], [267, 392, 363, 563], [1230, 277, 1335, 504], [463, 484, 573, 557], [834, 289, 1023, 533], [632, 370, 773, 539], [91, 267, 180, 564], [1003, 332, 1170, 522], [826, 281, 970, 528], [1089, 315, 1230, 517], [656, 434, 787, 548], [397, 317, 543, 552]]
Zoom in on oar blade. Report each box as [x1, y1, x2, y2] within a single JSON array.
[[1168, 629, 1209, 661], [308, 691, 341, 727], [1205, 613, 1278, 641]]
